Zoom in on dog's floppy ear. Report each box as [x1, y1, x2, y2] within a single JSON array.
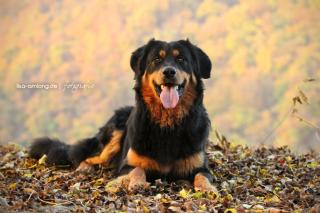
[[130, 39, 155, 77], [183, 39, 212, 79], [130, 45, 145, 74], [193, 45, 212, 79]]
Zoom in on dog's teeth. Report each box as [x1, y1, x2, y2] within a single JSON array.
[[161, 85, 165, 90]]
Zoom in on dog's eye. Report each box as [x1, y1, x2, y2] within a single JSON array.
[[177, 57, 185, 63], [153, 57, 162, 64]]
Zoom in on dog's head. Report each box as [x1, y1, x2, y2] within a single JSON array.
[[131, 39, 212, 109], [130, 39, 212, 126]]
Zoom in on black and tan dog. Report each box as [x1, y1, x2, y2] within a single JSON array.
[[29, 39, 218, 192]]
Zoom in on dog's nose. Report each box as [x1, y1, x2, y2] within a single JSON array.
[[163, 67, 176, 78]]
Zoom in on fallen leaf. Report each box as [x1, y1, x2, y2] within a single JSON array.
[[38, 155, 47, 165], [179, 188, 191, 199]]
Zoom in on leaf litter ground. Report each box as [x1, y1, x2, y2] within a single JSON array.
[[0, 142, 319, 212]]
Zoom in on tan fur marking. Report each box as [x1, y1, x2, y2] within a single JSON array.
[[85, 130, 123, 165], [159, 49, 166, 58], [172, 49, 180, 57], [127, 148, 171, 173], [173, 152, 204, 176], [141, 71, 197, 127]]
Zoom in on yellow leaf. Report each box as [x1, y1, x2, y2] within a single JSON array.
[[265, 195, 281, 203], [93, 178, 104, 187], [142, 206, 150, 212], [179, 188, 191, 199], [199, 204, 207, 211], [192, 191, 204, 199], [226, 193, 233, 201], [160, 198, 170, 203], [259, 168, 268, 176], [105, 179, 121, 193], [224, 208, 237, 213], [23, 173, 33, 178], [207, 190, 220, 201], [285, 156, 292, 162], [8, 183, 17, 190], [38, 155, 47, 165], [307, 161, 318, 169]]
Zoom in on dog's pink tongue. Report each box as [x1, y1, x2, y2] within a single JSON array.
[[160, 86, 179, 109]]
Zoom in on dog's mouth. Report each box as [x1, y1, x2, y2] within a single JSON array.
[[153, 80, 186, 109]]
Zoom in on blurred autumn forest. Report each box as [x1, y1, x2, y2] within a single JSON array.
[[0, 0, 319, 153]]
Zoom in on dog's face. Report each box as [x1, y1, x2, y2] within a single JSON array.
[[131, 39, 212, 110]]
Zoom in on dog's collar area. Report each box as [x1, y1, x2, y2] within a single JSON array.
[[153, 80, 186, 97]]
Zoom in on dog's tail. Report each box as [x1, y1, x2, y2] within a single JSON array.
[[29, 136, 100, 167]]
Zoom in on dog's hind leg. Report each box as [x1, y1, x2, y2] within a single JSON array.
[[76, 130, 123, 173], [85, 130, 123, 165], [76, 107, 133, 172]]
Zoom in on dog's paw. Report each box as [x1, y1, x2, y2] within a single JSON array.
[[194, 182, 219, 193], [128, 179, 150, 192], [76, 161, 95, 173], [194, 174, 219, 195], [128, 167, 150, 192], [128, 181, 150, 192]]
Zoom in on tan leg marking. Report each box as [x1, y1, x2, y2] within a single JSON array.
[[127, 148, 171, 173], [85, 130, 123, 165], [173, 152, 204, 176]]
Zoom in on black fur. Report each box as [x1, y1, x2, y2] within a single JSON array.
[[29, 137, 71, 165], [29, 39, 214, 183]]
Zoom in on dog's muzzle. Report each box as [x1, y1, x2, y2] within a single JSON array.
[[152, 67, 186, 109]]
